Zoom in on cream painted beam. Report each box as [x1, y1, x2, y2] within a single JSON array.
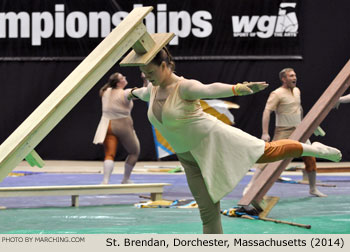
[[0, 7, 169, 182], [0, 183, 171, 207]]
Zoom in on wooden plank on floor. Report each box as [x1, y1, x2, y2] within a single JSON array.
[[0, 183, 171, 197], [0, 183, 171, 208], [297, 167, 350, 173], [257, 196, 280, 218]]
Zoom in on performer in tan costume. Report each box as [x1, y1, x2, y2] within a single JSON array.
[[244, 68, 327, 197], [129, 48, 342, 234], [94, 73, 141, 184]]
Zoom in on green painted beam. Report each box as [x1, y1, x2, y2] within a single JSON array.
[[25, 150, 45, 168]]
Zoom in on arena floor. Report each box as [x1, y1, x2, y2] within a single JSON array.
[[0, 161, 349, 234]]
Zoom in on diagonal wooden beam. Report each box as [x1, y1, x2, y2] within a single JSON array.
[[239, 60, 350, 208], [0, 7, 173, 182]]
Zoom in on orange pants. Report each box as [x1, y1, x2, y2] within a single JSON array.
[[257, 139, 303, 163], [104, 123, 118, 160], [103, 118, 140, 166], [301, 156, 317, 172], [272, 127, 317, 172]]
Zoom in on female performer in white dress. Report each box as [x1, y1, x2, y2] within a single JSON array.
[[128, 48, 342, 234]]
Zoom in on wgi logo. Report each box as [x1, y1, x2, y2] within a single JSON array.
[[231, 2, 298, 38]]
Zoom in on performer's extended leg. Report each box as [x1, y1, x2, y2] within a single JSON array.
[[102, 123, 118, 184], [256, 139, 341, 163], [243, 127, 292, 195], [177, 151, 223, 234], [303, 142, 341, 162]]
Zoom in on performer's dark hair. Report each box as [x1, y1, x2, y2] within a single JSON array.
[[151, 47, 175, 71], [99, 72, 121, 96]]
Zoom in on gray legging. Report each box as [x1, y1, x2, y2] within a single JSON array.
[[176, 151, 223, 234], [107, 117, 140, 166]]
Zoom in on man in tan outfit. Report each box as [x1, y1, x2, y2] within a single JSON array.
[[243, 68, 326, 197]]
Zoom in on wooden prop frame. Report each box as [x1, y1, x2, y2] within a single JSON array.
[[0, 6, 174, 182], [239, 60, 350, 210], [0, 183, 171, 208]]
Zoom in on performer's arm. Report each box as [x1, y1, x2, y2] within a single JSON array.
[[179, 79, 268, 100], [336, 94, 350, 108], [127, 83, 152, 102], [340, 94, 350, 103], [261, 109, 272, 142], [261, 92, 278, 142], [300, 106, 304, 120], [126, 73, 152, 102]]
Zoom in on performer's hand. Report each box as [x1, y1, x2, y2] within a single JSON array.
[[334, 100, 341, 109], [127, 87, 138, 100], [127, 91, 134, 101], [243, 81, 269, 93], [261, 133, 270, 142], [235, 82, 269, 95]]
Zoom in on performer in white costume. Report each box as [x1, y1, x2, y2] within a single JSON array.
[[94, 73, 142, 184], [129, 48, 342, 234]]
